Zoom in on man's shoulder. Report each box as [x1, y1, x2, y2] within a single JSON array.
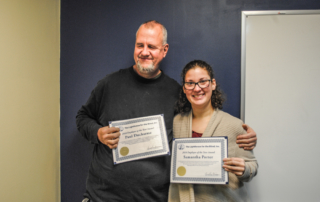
[[98, 67, 131, 83], [161, 73, 180, 86], [90, 67, 132, 93], [160, 72, 181, 94]]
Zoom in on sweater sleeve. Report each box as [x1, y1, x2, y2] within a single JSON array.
[[218, 111, 258, 183], [238, 159, 258, 182], [232, 121, 258, 182], [76, 80, 105, 144]]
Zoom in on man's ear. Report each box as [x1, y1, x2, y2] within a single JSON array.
[[163, 44, 169, 57]]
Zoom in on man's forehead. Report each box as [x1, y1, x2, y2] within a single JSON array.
[[136, 26, 163, 43], [137, 24, 162, 35]]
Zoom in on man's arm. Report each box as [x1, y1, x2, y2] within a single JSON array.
[[76, 80, 106, 144], [76, 104, 102, 144], [77, 106, 120, 149], [236, 124, 257, 150], [76, 79, 121, 149]]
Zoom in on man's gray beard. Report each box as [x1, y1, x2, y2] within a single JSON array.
[[137, 61, 156, 74]]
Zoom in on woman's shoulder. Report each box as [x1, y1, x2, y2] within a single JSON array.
[[217, 109, 243, 123], [216, 109, 244, 133], [173, 111, 191, 137], [173, 111, 191, 122]]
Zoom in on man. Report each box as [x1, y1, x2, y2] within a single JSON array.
[[76, 20, 257, 202]]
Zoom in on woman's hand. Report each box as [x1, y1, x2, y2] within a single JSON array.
[[223, 158, 245, 176]]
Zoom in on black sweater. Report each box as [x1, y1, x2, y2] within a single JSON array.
[[76, 66, 180, 202]]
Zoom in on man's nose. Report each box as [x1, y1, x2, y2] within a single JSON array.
[[141, 46, 149, 55]]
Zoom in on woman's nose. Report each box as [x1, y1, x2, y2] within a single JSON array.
[[193, 83, 202, 91]]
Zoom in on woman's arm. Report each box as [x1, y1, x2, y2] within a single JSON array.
[[223, 115, 258, 182], [222, 157, 258, 182]]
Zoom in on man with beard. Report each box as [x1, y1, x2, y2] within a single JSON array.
[[76, 20, 257, 202]]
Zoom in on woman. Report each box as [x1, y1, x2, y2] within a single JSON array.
[[168, 60, 258, 202]]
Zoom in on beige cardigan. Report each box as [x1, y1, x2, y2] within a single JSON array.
[[168, 109, 258, 202]]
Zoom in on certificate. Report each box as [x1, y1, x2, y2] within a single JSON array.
[[109, 114, 169, 164], [170, 137, 228, 184]]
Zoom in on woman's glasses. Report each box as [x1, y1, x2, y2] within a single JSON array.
[[183, 79, 211, 90]]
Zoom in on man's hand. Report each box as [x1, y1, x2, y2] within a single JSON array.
[[97, 126, 120, 149], [236, 124, 257, 150], [223, 157, 245, 176]]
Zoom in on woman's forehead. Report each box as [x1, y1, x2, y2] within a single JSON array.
[[185, 67, 210, 78]]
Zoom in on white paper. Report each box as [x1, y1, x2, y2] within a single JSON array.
[[170, 137, 228, 184], [110, 114, 169, 164]]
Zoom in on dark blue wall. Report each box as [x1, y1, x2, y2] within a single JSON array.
[[61, 1, 320, 201]]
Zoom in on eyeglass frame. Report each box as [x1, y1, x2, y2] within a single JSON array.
[[183, 79, 212, 90]]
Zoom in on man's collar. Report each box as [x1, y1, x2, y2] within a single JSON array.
[[132, 66, 162, 80]]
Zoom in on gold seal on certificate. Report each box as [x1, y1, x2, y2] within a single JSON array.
[[109, 114, 170, 164], [170, 137, 228, 184], [120, 147, 129, 156], [177, 166, 186, 176]]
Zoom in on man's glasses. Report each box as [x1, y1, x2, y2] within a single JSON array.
[[183, 79, 211, 90]]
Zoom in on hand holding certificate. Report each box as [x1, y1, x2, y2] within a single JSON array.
[[171, 137, 228, 184], [109, 114, 169, 164]]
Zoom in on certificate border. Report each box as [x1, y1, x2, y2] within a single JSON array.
[[171, 137, 228, 184], [110, 114, 169, 164]]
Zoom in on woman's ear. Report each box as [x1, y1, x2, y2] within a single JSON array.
[[211, 79, 216, 90]]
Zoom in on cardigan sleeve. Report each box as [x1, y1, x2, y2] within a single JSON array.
[[236, 138, 258, 182], [231, 118, 258, 182], [215, 110, 258, 183], [238, 159, 258, 182]]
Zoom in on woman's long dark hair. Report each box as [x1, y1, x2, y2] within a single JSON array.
[[175, 60, 225, 114]]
